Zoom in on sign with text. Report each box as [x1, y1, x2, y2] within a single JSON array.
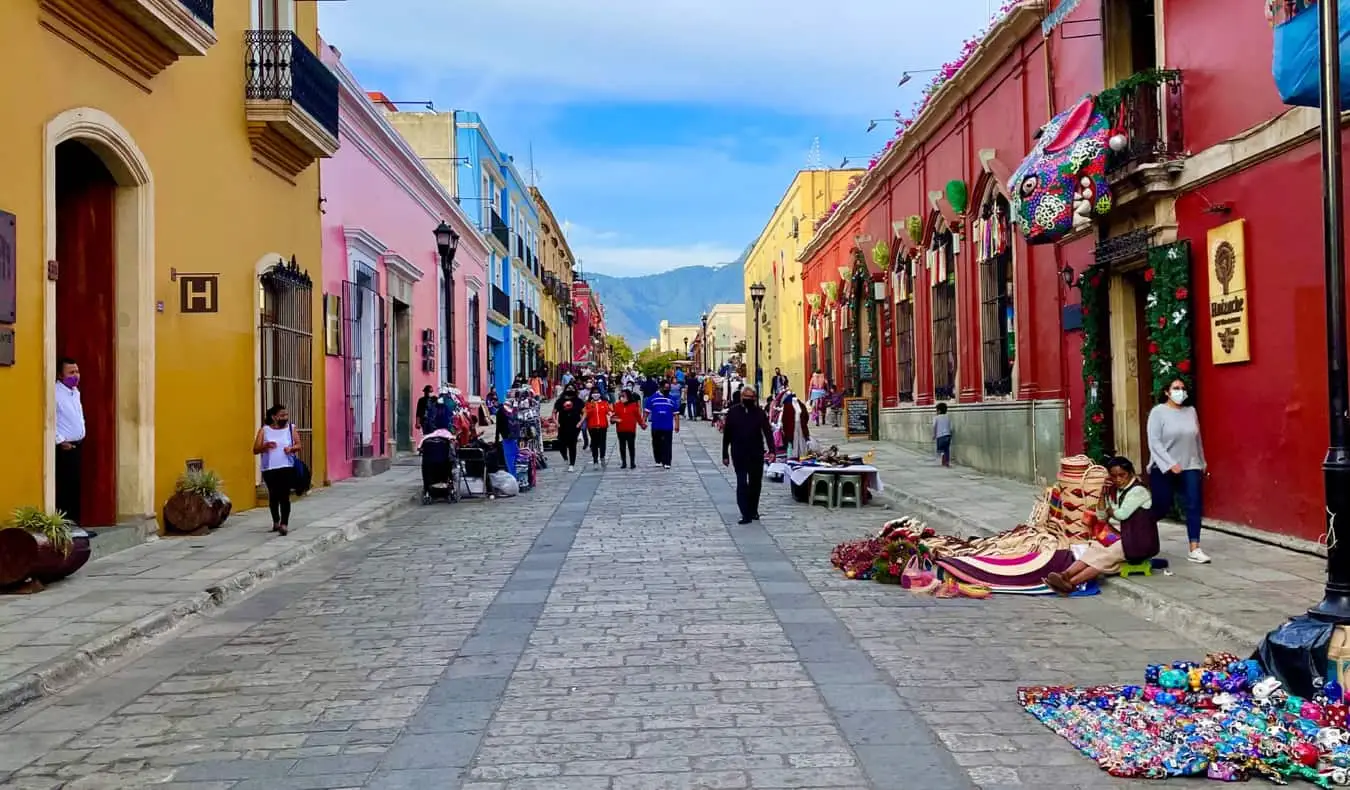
[[0, 211, 15, 324], [179, 273, 220, 314], [1206, 220, 1251, 365], [844, 397, 872, 440], [858, 354, 873, 381]]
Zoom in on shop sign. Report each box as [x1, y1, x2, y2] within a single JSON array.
[[858, 354, 873, 381], [0, 210, 14, 324], [1206, 219, 1251, 365], [178, 272, 219, 314], [844, 397, 872, 439]]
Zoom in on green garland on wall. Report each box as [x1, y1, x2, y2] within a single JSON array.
[[1077, 264, 1109, 462], [1144, 240, 1195, 400]]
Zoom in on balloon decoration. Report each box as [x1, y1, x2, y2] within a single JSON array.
[[945, 179, 969, 215], [906, 215, 924, 247], [806, 293, 822, 313], [872, 241, 891, 269], [821, 281, 838, 304]]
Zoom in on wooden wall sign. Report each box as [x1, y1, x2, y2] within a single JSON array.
[[1206, 219, 1251, 365], [0, 211, 14, 324]]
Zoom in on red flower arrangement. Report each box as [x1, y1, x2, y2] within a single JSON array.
[[1145, 268, 1155, 282], [1177, 359, 1192, 374], [1149, 341, 1159, 354], [1176, 286, 1189, 300]]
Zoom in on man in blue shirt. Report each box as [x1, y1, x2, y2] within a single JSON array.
[[644, 382, 681, 468]]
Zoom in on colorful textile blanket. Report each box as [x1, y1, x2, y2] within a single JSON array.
[[935, 549, 1075, 595]]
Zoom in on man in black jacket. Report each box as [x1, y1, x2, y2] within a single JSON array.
[[722, 386, 775, 525]]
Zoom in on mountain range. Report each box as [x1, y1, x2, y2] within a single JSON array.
[[584, 246, 750, 345]]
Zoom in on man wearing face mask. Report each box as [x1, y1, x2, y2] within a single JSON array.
[[722, 385, 775, 525], [54, 357, 86, 525]]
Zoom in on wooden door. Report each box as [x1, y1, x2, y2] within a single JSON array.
[[1108, 273, 1143, 467], [55, 141, 118, 527], [393, 303, 412, 453]]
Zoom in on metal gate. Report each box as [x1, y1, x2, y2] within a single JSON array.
[[342, 263, 387, 459], [259, 257, 314, 470]]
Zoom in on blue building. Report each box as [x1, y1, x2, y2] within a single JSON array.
[[452, 112, 542, 398]]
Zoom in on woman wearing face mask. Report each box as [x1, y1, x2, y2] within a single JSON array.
[[584, 390, 613, 467], [1147, 378, 1209, 564], [253, 404, 301, 536], [552, 384, 584, 472]]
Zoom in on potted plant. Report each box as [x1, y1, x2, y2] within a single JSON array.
[[0, 506, 91, 589], [163, 468, 232, 535]]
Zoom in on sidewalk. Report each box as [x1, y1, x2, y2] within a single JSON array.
[[804, 424, 1326, 651], [0, 466, 421, 716]]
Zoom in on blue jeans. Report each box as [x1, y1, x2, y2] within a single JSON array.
[[1151, 468, 1204, 543], [935, 435, 952, 465]]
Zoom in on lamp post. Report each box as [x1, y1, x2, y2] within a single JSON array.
[[701, 312, 709, 372], [683, 336, 689, 359], [434, 221, 460, 385], [870, 277, 886, 441], [750, 282, 766, 392]]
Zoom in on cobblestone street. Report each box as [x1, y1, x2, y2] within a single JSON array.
[[0, 424, 1220, 790]]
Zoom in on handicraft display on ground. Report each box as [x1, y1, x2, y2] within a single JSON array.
[[1021, 652, 1350, 786]]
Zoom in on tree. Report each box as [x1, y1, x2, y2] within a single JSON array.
[[606, 335, 635, 369], [635, 348, 681, 378], [733, 339, 747, 355]]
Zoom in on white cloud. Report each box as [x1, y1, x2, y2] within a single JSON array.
[[321, 0, 996, 116]]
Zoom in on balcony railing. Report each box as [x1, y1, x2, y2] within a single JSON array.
[[182, 0, 214, 26], [245, 30, 339, 140], [491, 285, 510, 317], [1108, 70, 1184, 172], [490, 211, 510, 250]]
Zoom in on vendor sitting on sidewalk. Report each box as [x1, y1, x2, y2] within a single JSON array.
[[1045, 456, 1153, 595]]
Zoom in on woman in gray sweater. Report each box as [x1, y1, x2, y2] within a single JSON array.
[[1147, 377, 1210, 564]]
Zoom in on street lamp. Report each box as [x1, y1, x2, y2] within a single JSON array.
[[683, 336, 689, 358], [749, 282, 766, 392], [897, 68, 941, 87], [435, 221, 460, 385], [866, 119, 901, 133], [701, 312, 709, 371]]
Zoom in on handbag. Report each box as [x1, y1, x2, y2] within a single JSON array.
[[1119, 508, 1161, 563], [289, 425, 312, 495]]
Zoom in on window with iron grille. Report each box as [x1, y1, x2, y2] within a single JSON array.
[[930, 228, 957, 400], [468, 290, 482, 396], [342, 261, 386, 459], [977, 193, 1015, 397], [895, 301, 915, 402], [259, 257, 314, 470]]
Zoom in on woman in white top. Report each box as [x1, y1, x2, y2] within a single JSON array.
[[253, 404, 301, 536], [1146, 378, 1209, 564]]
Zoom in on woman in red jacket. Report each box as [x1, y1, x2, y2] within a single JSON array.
[[612, 390, 646, 470], [583, 391, 614, 467]]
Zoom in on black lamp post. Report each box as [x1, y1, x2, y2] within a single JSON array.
[[434, 221, 460, 385], [701, 312, 709, 372], [750, 282, 766, 392], [683, 336, 689, 359]]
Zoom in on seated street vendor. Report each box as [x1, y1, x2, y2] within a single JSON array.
[[1045, 456, 1152, 595]]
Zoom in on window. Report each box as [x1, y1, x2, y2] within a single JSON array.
[[259, 258, 314, 470], [977, 192, 1015, 397], [467, 289, 482, 395], [893, 249, 916, 402], [253, 0, 294, 29], [343, 261, 385, 458], [929, 222, 957, 400]]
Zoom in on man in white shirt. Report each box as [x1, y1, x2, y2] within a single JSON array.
[[54, 357, 86, 525]]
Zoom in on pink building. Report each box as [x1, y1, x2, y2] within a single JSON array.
[[319, 44, 488, 479]]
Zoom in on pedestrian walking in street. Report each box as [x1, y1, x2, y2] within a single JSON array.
[[1045, 456, 1156, 594], [553, 384, 584, 472], [1147, 377, 1211, 564], [771, 367, 788, 396], [578, 377, 592, 450], [584, 390, 613, 467], [54, 357, 86, 525], [644, 382, 680, 468], [933, 402, 953, 467], [253, 404, 301, 536], [722, 386, 774, 525], [612, 390, 645, 469]]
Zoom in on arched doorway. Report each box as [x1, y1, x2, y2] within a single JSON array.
[[44, 109, 155, 527]]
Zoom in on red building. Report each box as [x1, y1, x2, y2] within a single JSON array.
[[571, 280, 608, 369], [800, 0, 1340, 542]]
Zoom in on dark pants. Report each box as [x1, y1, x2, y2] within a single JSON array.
[[582, 425, 589, 449], [558, 428, 578, 465], [936, 435, 952, 466], [616, 431, 636, 466], [262, 466, 295, 525], [55, 442, 82, 524], [589, 427, 608, 461], [732, 455, 764, 521], [1152, 468, 1204, 543], [651, 429, 673, 466]]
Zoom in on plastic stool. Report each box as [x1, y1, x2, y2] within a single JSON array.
[[835, 475, 863, 509], [1119, 560, 1153, 578], [809, 475, 835, 508]]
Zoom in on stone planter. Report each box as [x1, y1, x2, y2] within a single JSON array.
[[30, 531, 91, 584], [163, 492, 232, 535], [0, 528, 90, 588]]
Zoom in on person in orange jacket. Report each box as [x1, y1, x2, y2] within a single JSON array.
[[583, 390, 613, 467], [611, 390, 647, 470]]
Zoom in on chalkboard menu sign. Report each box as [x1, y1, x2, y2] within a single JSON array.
[[858, 354, 873, 381], [844, 397, 872, 439]]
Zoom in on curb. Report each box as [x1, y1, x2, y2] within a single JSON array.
[[866, 486, 1266, 650], [0, 493, 416, 718]]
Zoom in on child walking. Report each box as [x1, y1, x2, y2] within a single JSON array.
[[933, 402, 953, 467]]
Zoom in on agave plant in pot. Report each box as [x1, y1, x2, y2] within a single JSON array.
[[0, 506, 92, 590], [163, 468, 232, 536]]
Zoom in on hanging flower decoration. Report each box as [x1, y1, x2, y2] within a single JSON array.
[[821, 281, 839, 304], [872, 241, 891, 269], [1078, 263, 1110, 462], [1146, 242, 1196, 399]]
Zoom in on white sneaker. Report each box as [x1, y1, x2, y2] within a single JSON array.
[[1187, 548, 1212, 564], [568, 465, 575, 472], [663, 464, 671, 469]]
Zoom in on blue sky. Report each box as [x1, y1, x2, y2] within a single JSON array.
[[319, 0, 1000, 277]]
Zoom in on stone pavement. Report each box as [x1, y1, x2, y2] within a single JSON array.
[[790, 422, 1325, 649], [0, 422, 1227, 789], [0, 467, 421, 717]]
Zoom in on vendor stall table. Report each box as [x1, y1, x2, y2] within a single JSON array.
[[768, 462, 883, 506]]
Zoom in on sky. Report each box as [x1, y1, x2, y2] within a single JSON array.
[[319, 1, 1001, 277]]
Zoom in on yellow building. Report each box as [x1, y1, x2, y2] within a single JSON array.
[[530, 186, 576, 383], [743, 169, 862, 393], [0, 0, 335, 532], [656, 321, 700, 357]]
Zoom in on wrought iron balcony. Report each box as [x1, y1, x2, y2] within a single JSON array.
[[244, 30, 339, 179], [490, 211, 510, 250], [37, 0, 216, 87], [1108, 70, 1185, 172], [491, 285, 510, 318]]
